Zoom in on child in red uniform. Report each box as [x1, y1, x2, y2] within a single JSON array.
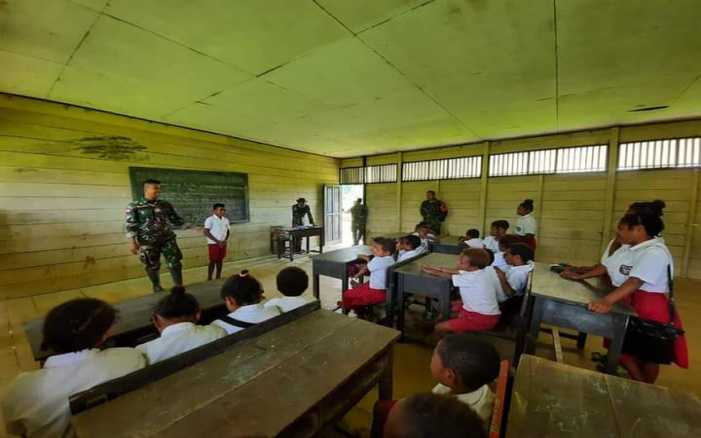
[[341, 238, 395, 313]]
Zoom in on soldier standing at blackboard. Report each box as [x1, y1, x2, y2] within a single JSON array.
[[292, 198, 314, 253], [125, 179, 186, 292]]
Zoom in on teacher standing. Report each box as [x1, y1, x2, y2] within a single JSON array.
[[292, 198, 315, 252], [420, 190, 447, 235]]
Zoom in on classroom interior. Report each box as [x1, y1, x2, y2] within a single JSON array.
[[2, 0, 701, 437]]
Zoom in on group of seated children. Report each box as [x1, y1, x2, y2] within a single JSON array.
[[374, 335, 501, 438], [2, 267, 312, 438]]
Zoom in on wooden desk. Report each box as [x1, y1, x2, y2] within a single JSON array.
[[282, 225, 324, 261], [312, 245, 372, 299], [524, 263, 635, 374], [71, 309, 400, 438], [507, 355, 701, 438], [24, 279, 227, 362], [430, 236, 463, 254], [394, 252, 459, 334]]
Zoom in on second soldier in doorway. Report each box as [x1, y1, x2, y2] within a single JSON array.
[[349, 198, 368, 246], [125, 179, 186, 292], [292, 198, 315, 252]]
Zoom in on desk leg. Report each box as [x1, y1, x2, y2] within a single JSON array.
[[440, 287, 451, 321], [605, 314, 629, 374], [577, 332, 588, 350], [313, 273, 320, 300], [306, 236, 310, 254], [290, 236, 295, 262], [397, 279, 406, 339], [341, 266, 349, 294], [378, 349, 394, 401], [525, 297, 544, 355]]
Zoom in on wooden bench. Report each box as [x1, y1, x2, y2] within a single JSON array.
[[489, 359, 512, 438]]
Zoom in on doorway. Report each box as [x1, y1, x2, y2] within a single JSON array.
[[341, 185, 364, 247]]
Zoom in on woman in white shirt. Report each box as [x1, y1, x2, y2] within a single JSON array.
[[2, 299, 146, 438], [137, 286, 226, 364], [213, 270, 282, 335], [515, 199, 537, 251], [587, 207, 688, 383]]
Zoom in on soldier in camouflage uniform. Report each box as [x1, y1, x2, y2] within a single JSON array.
[[125, 179, 186, 292], [420, 190, 447, 235], [349, 198, 368, 246], [292, 198, 314, 252]]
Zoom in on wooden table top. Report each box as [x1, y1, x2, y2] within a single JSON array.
[[72, 310, 400, 438], [25, 279, 227, 361], [312, 245, 371, 263], [531, 263, 635, 315], [507, 355, 701, 438], [393, 252, 459, 276]]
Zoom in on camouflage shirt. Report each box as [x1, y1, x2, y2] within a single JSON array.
[[350, 203, 368, 225], [125, 198, 185, 244]]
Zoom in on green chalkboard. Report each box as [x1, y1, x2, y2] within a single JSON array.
[[128, 167, 249, 224]]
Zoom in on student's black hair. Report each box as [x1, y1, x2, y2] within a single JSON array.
[[484, 248, 495, 265], [41, 298, 117, 354], [153, 286, 200, 320], [220, 270, 264, 305], [276, 267, 309, 297], [212, 203, 225, 210], [491, 219, 510, 230], [466, 229, 480, 239], [508, 242, 534, 263], [143, 179, 161, 186], [403, 234, 421, 250], [519, 198, 534, 212], [436, 335, 500, 392], [629, 199, 666, 217], [498, 234, 520, 251], [619, 204, 665, 237], [374, 237, 396, 255], [394, 393, 487, 438]]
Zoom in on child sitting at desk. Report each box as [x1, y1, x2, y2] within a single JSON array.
[[491, 234, 518, 272], [413, 222, 437, 252], [423, 248, 501, 334], [482, 220, 509, 253], [460, 229, 485, 249], [264, 266, 313, 313], [397, 235, 425, 262], [2, 299, 146, 438], [494, 242, 535, 323], [212, 270, 281, 334], [136, 286, 226, 364], [341, 238, 396, 313]]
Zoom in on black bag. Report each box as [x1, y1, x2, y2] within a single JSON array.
[[621, 266, 684, 364]]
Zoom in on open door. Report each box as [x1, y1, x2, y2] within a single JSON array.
[[324, 185, 342, 244]]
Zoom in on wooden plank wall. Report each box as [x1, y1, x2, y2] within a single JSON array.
[[356, 120, 701, 277], [0, 94, 339, 299]]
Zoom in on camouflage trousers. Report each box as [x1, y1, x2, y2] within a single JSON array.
[[138, 238, 183, 272]]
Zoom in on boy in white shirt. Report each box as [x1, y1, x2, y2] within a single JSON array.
[[212, 270, 281, 335], [482, 220, 509, 253], [136, 286, 226, 364], [412, 222, 437, 252], [494, 242, 535, 323], [2, 299, 146, 438], [265, 266, 313, 313], [424, 248, 501, 333], [461, 229, 485, 249], [203, 203, 231, 281], [396, 235, 425, 262], [341, 238, 396, 313]]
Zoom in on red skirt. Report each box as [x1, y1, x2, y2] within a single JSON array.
[[342, 283, 386, 311], [444, 302, 500, 333], [208, 244, 227, 262], [622, 290, 689, 368]]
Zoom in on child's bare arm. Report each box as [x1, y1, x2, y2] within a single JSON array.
[[494, 268, 516, 297], [354, 265, 369, 278]]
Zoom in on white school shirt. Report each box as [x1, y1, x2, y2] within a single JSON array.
[[212, 304, 281, 335], [264, 296, 312, 313], [368, 255, 395, 290], [452, 269, 501, 315], [464, 238, 485, 249], [203, 214, 231, 244], [515, 213, 537, 236], [433, 383, 495, 425], [2, 348, 146, 438], [397, 247, 424, 262], [491, 251, 510, 272], [136, 322, 226, 365], [483, 235, 500, 253], [600, 239, 633, 287], [485, 266, 509, 303], [506, 262, 534, 296], [628, 238, 674, 293]]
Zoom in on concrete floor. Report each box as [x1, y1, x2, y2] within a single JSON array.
[[0, 254, 699, 437]]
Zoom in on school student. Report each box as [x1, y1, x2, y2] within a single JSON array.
[[482, 220, 509, 253], [2, 299, 146, 438], [397, 235, 425, 262], [587, 207, 688, 383], [515, 199, 537, 251], [341, 238, 396, 312], [136, 286, 226, 364], [412, 222, 437, 252], [212, 270, 281, 334], [264, 266, 313, 313], [203, 203, 231, 281], [423, 249, 501, 333], [490, 234, 517, 273], [430, 335, 500, 424], [383, 393, 487, 438], [493, 243, 535, 319], [462, 229, 484, 249]]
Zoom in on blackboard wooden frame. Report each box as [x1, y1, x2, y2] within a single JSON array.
[[128, 167, 250, 224]]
